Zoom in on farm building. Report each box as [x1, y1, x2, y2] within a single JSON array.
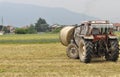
[[6, 25, 15, 33], [113, 23, 120, 31], [49, 24, 62, 31]]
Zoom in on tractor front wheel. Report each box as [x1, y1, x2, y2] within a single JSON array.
[[66, 44, 79, 59]]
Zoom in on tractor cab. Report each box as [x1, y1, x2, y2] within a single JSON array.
[[91, 23, 114, 35], [80, 20, 115, 41]]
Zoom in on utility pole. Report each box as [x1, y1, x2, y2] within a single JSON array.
[[1, 16, 4, 32], [1, 16, 3, 26]]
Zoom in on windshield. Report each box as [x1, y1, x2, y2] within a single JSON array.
[[91, 24, 114, 35], [92, 28, 114, 35], [92, 28, 100, 35]]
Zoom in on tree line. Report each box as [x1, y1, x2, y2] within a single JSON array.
[[15, 18, 50, 34]]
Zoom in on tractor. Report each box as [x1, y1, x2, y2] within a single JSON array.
[[59, 20, 119, 63]]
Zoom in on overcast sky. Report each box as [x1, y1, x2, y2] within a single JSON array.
[[0, 0, 120, 22]]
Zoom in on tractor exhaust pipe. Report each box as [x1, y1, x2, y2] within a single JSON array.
[[119, 48, 120, 54]]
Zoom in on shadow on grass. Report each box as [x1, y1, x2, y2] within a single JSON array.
[[90, 58, 120, 64]]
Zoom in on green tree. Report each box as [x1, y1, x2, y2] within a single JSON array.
[[35, 18, 49, 32], [27, 24, 37, 34]]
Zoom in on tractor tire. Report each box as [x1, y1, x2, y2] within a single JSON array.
[[66, 44, 79, 59], [79, 39, 93, 63], [105, 39, 119, 61]]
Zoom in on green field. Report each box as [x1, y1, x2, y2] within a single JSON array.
[[0, 33, 59, 44], [0, 33, 120, 77]]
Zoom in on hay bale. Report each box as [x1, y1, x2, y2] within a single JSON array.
[[59, 26, 75, 46]]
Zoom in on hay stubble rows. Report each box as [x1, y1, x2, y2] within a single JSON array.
[[0, 33, 119, 77]]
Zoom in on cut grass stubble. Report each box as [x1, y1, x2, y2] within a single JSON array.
[[0, 43, 119, 77], [0, 33, 119, 77]]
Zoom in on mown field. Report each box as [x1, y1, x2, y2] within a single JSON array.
[[0, 33, 120, 77]]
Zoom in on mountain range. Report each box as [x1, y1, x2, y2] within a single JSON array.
[[0, 2, 97, 26]]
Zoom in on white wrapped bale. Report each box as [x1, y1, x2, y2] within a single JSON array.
[[59, 26, 75, 46]]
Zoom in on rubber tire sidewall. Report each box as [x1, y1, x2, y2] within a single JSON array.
[[66, 44, 79, 59]]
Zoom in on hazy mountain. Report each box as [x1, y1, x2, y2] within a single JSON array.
[[0, 2, 97, 26]]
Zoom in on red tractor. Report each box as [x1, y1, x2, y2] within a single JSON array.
[[60, 20, 119, 63]]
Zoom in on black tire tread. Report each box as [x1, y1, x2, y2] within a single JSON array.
[[105, 39, 119, 61], [79, 39, 93, 63], [110, 40, 119, 61], [84, 41, 93, 63]]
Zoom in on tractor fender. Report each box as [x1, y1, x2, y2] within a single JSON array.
[[83, 35, 94, 40], [108, 35, 118, 39]]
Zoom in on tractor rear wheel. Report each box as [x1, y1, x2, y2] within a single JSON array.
[[66, 44, 79, 59], [79, 39, 93, 63], [105, 39, 119, 61]]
